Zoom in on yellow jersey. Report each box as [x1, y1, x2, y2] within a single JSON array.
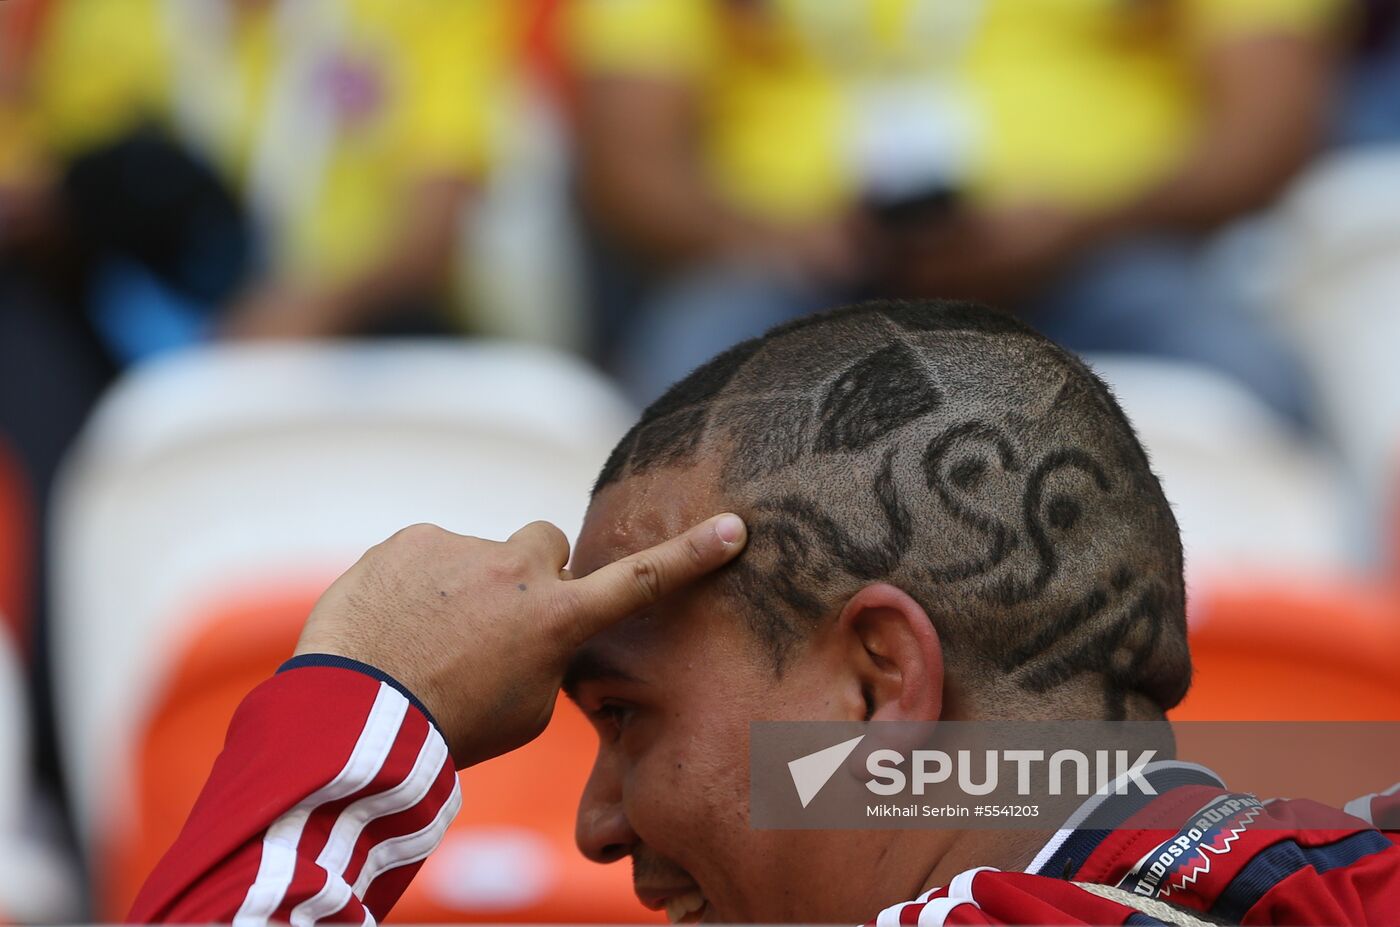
[[569, 0, 1336, 220], [32, 0, 522, 280]]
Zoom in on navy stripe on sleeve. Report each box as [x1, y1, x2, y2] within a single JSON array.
[[1211, 830, 1394, 922]]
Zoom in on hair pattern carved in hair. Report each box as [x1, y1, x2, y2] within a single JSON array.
[[986, 447, 1115, 608], [921, 420, 1022, 584], [1006, 579, 1179, 719], [593, 300, 1191, 714], [815, 342, 941, 452], [757, 447, 914, 581]]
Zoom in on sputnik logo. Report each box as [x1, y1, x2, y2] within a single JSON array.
[[788, 735, 866, 808]]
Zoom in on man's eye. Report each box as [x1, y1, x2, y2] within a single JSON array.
[[591, 701, 636, 733]]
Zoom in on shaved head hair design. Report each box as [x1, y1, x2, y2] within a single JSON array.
[[595, 300, 1191, 720]]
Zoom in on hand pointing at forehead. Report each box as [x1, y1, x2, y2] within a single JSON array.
[[293, 513, 748, 767]]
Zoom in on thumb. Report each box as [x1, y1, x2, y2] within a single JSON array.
[[563, 513, 747, 643]]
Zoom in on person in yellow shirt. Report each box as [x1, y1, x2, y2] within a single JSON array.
[[28, 0, 519, 339], [571, 0, 1337, 422]]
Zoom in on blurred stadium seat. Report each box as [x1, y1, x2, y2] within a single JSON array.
[[101, 588, 324, 920], [1171, 578, 1400, 808], [1391, 472, 1400, 582], [0, 441, 29, 646], [1084, 355, 1356, 579], [1174, 579, 1400, 722], [1273, 145, 1400, 563], [0, 615, 79, 921], [48, 341, 637, 918]]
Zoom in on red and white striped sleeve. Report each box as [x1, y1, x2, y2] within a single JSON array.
[[127, 656, 460, 925], [865, 868, 1152, 926], [1344, 783, 1400, 832]]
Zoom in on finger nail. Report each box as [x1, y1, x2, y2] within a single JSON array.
[[714, 513, 745, 545]]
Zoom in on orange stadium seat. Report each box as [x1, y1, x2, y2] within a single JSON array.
[[1171, 579, 1400, 807], [1173, 579, 1400, 722], [103, 587, 655, 923], [100, 588, 323, 919]]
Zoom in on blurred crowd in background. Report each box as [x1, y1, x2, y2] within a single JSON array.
[[2, 0, 1400, 921]]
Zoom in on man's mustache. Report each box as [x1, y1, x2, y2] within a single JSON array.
[[632, 846, 696, 886]]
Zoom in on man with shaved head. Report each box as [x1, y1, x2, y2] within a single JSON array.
[[132, 301, 1400, 925], [583, 300, 1189, 718]]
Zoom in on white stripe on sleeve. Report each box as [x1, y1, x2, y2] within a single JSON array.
[[869, 867, 995, 927], [1345, 794, 1375, 824], [873, 901, 908, 927], [289, 726, 451, 926], [233, 683, 409, 927], [351, 777, 463, 898], [916, 897, 975, 926], [1347, 780, 1400, 825], [918, 867, 992, 927]]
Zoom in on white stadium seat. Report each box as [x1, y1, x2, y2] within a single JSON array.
[[0, 622, 79, 921], [49, 341, 634, 860], [1271, 145, 1400, 562], [1083, 354, 1357, 586]]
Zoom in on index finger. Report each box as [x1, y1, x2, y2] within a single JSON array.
[[564, 513, 747, 640]]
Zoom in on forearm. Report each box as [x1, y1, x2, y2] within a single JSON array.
[[583, 170, 765, 266], [1097, 32, 1334, 238], [576, 77, 771, 265], [128, 659, 459, 924]]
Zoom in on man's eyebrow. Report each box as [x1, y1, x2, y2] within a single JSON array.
[[561, 649, 640, 703]]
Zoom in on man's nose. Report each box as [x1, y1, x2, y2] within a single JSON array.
[[576, 752, 636, 864]]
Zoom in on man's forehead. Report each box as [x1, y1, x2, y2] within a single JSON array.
[[573, 460, 729, 577], [562, 591, 677, 688], [563, 518, 692, 699]]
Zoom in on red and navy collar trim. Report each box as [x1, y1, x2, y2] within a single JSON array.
[[1029, 761, 1227, 881]]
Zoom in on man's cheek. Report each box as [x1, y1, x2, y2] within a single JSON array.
[[628, 750, 726, 858]]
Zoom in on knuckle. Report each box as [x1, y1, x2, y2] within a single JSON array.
[[549, 582, 581, 616], [628, 556, 665, 604], [518, 520, 568, 556], [391, 522, 441, 546], [490, 550, 530, 581], [524, 519, 554, 537], [542, 522, 568, 548], [547, 585, 587, 633], [682, 532, 708, 567]]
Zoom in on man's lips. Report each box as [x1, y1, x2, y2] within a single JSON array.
[[635, 884, 709, 923], [635, 884, 701, 911]]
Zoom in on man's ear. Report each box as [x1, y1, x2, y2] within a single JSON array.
[[836, 582, 944, 722]]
